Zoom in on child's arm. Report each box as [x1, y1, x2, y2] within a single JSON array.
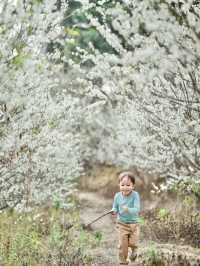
[[111, 193, 119, 214]]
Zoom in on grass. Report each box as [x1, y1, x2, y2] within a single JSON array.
[[0, 205, 99, 266], [141, 195, 200, 248]]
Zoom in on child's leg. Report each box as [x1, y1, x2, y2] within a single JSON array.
[[128, 223, 140, 251], [117, 222, 130, 264], [119, 231, 129, 263], [128, 224, 140, 262]]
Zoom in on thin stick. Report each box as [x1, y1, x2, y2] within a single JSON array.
[[85, 210, 113, 227]]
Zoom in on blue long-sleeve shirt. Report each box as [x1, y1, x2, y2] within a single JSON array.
[[112, 191, 140, 223]]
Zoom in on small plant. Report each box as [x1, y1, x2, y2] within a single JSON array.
[[138, 216, 145, 225], [142, 205, 200, 248], [94, 231, 103, 243], [52, 195, 61, 210], [157, 208, 170, 220], [145, 244, 165, 266], [0, 206, 98, 266], [192, 186, 200, 198]]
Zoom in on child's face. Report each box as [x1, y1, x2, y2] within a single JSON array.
[[119, 176, 134, 196]]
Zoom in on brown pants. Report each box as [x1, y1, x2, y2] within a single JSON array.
[[116, 221, 140, 264]]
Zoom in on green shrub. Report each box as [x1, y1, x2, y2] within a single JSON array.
[[0, 206, 98, 266], [144, 245, 165, 266], [142, 204, 200, 248]]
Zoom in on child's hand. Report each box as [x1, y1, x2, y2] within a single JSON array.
[[111, 211, 117, 216], [121, 205, 129, 213]]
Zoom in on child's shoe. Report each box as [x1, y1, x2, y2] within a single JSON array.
[[129, 250, 137, 261]]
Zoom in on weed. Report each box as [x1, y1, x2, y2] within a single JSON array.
[[144, 244, 165, 266], [0, 206, 98, 266], [142, 204, 200, 247]]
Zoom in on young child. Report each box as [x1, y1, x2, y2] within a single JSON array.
[[112, 171, 140, 265]]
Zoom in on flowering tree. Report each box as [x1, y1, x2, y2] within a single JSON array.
[[72, 0, 200, 189], [0, 0, 87, 210], [1, 0, 200, 210]]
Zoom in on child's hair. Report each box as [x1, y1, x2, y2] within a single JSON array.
[[118, 171, 135, 185]]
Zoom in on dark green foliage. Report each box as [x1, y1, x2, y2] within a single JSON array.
[[62, 0, 115, 59]]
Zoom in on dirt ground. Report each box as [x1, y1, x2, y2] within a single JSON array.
[[78, 191, 117, 265]]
